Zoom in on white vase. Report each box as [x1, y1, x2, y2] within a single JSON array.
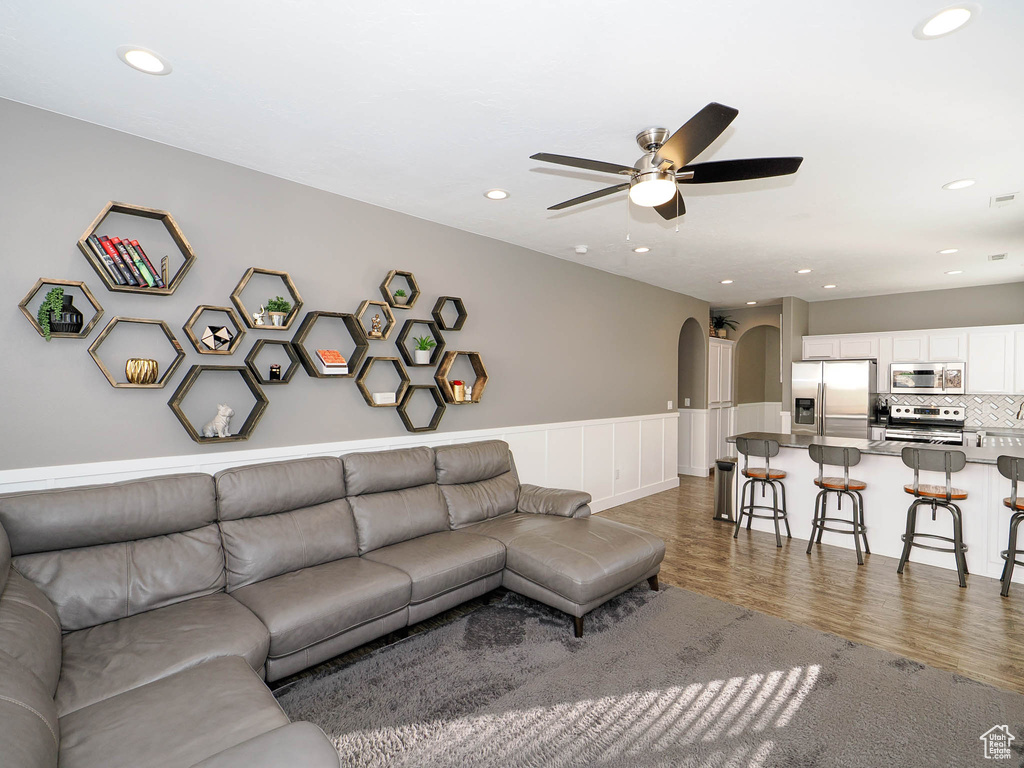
[[414, 349, 431, 365], [268, 311, 286, 327], [395, 295, 409, 305]]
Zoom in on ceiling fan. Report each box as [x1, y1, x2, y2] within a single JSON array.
[[531, 103, 803, 220]]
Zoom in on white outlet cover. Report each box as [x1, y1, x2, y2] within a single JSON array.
[[667, 400, 673, 410], [684, 398, 691, 407]]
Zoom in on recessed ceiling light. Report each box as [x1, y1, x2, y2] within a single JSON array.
[[913, 4, 977, 39], [937, 248, 959, 254], [632, 246, 650, 254], [945, 270, 964, 275], [116, 46, 172, 75], [484, 189, 509, 200], [942, 178, 975, 190], [796, 268, 812, 274], [746, 301, 757, 305], [823, 284, 837, 289], [720, 279, 733, 285]]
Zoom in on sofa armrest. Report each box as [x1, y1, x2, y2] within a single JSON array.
[[189, 723, 339, 768], [518, 484, 592, 518]]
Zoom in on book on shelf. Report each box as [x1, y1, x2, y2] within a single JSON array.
[[98, 235, 139, 286], [315, 349, 348, 375], [130, 240, 165, 288], [122, 240, 156, 287], [86, 234, 127, 285], [110, 237, 148, 287]]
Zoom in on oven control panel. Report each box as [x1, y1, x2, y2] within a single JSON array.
[[890, 405, 964, 421]]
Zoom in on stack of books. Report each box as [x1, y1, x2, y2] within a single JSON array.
[[85, 234, 166, 288], [316, 349, 348, 375]]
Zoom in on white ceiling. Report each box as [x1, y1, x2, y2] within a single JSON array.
[[2, 1, 1022, 305]]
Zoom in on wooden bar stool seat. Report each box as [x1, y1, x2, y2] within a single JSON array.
[[998, 456, 1024, 597], [1004, 497, 1024, 511], [743, 467, 787, 480], [816, 476, 867, 491], [904, 483, 968, 501]]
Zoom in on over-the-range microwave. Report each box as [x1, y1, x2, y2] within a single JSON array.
[[890, 362, 965, 395]]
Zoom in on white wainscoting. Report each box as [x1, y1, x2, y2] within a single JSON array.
[[0, 413, 680, 515], [732, 402, 783, 434], [677, 408, 709, 476]]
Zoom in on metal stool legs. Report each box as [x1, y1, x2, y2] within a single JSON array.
[[897, 499, 968, 588], [806, 488, 868, 565], [733, 476, 790, 547], [1000, 512, 1024, 597]]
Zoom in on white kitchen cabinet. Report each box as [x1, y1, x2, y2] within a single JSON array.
[[928, 332, 967, 362], [892, 335, 928, 362], [1015, 331, 1024, 394], [967, 331, 1014, 393], [877, 336, 893, 393], [802, 337, 839, 359], [720, 342, 734, 403], [839, 336, 879, 360], [707, 338, 735, 405]]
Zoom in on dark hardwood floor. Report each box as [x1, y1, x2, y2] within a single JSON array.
[[601, 473, 1024, 694]]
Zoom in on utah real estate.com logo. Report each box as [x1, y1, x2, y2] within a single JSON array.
[[980, 725, 1015, 761]]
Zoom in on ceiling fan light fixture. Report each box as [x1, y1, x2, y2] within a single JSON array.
[[628, 173, 676, 208], [914, 5, 977, 39]]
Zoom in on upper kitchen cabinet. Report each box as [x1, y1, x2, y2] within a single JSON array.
[[838, 336, 878, 360], [1015, 331, 1024, 394], [891, 334, 928, 362], [708, 337, 735, 405], [802, 336, 839, 359], [928, 332, 967, 362], [967, 331, 1014, 393]]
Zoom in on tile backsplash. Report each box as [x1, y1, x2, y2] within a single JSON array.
[[887, 393, 1024, 429]]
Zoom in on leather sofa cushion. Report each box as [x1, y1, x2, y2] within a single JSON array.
[[231, 557, 411, 658], [504, 517, 666, 605], [0, 569, 62, 694], [349, 483, 450, 555], [220, 499, 359, 590], [463, 512, 571, 545], [0, 474, 216, 555], [188, 723, 340, 768], [0, 522, 10, 594], [363, 531, 506, 603], [215, 457, 346, 521], [58, 656, 288, 768], [56, 592, 270, 717], [0, 648, 59, 768], [343, 446, 436, 496], [434, 440, 516, 485], [441, 472, 519, 529], [14, 524, 226, 631]]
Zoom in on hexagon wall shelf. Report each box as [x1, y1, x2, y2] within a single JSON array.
[[291, 311, 368, 379], [231, 268, 304, 330], [379, 269, 420, 310], [88, 317, 185, 388], [395, 319, 445, 367], [77, 201, 196, 295], [398, 385, 446, 433], [19, 278, 104, 340], [431, 296, 467, 331], [168, 365, 269, 444], [356, 300, 396, 341], [355, 356, 410, 408], [246, 339, 301, 385], [183, 305, 246, 355], [434, 350, 488, 404]]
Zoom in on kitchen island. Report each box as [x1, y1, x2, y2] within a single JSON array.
[[726, 431, 1024, 586]]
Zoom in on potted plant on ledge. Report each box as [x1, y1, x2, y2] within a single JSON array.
[[710, 314, 738, 339], [266, 296, 292, 326], [393, 288, 409, 306], [413, 334, 436, 364]]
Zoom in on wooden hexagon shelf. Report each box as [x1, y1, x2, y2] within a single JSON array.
[[77, 201, 196, 295], [88, 317, 185, 388], [167, 365, 269, 444], [355, 356, 410, 408], [434, 350, 488, 404], [291, 311, 368, 379], [246, 339, 301, 385], [183, 305, 246, 355], [395, 319, 445, 367], [231, 268, 304, 330], [380, 269, 420, 310], [431, 296, 467, 331], [19, 278, 104, 340], [356, 300, 396, 341], [398, 385, 446, 433]]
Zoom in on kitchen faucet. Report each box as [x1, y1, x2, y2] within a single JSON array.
[[1018, 400, 1024, 420]]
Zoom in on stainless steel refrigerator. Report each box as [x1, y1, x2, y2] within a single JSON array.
[[791, 360, 877, 438]]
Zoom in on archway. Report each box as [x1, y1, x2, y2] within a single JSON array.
[[677, 317, 707, 410], [732, 324, 782, 432]]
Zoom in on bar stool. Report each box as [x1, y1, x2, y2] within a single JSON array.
[[733, 436, 791, 547], [805, 444, 870, 565], [997, 455, 1024, 597], [897, 446, 969, 588]]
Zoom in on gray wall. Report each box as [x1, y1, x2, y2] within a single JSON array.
[[711, 304, 782, 340], [733, 325, 781, 404], [781, 296, 809, 409], [677, 317, 708, 409], [808, 283, 1024, 335], [0, 99, 708, 470]]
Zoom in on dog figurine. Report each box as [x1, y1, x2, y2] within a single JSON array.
[[201, 403, 234, 438]]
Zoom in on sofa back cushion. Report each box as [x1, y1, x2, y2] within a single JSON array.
[[0, 522, 10, 596], [0, 474, 224, 631], [215, 457, 358, 590], [0, 649, 59, 768], [434, 441, 521, 529], [344, 447, 449, 554], [0, 570, 62, 696]]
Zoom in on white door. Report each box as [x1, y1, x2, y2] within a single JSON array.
[[708, 342, 722, 404], [892, 335, 927, 361], [967, 332, 1013, 393], [929, 332, 967, 362], [707, 407, 721, 465], [720, 343, 734, 404]]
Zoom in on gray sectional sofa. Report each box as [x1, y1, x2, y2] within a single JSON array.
[[0, 439, 665, 768]]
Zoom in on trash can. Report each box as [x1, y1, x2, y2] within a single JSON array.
[[713, 457, 737, 522]]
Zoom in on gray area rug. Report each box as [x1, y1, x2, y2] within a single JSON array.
[[276, 586, 1024, 767]]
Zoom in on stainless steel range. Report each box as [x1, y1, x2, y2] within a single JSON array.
[[884, 403, 966, 445]]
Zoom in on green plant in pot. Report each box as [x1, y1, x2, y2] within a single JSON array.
[[413, 334, 436, 364], [710, 314, 738, 339], [266, 296, 292, 327], [37, 286, 66, 342], [393, 288, 409, 306]]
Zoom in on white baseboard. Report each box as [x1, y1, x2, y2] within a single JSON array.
[[677, 464, 710, 477], [591, 477, 680, 514]]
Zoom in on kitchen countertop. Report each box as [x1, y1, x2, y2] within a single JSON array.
[[727, 431, 1024, 465]]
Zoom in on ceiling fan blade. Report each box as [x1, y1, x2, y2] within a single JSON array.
[[531, 153, 635, 176], [548, 183, 630, 210], [654, 103, 739, 169], [654, 192, 686, 220], [677, 157, 804, 184]]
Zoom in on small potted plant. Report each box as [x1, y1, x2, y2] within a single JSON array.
[[266, 296, 292, 326], [413, 334, 436, 364], [393, 288, 409, 306], [37, 285, 82, 341], [710, 314, 738, 339]]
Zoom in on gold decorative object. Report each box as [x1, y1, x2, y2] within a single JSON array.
[[126, 358, 159, 385]]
